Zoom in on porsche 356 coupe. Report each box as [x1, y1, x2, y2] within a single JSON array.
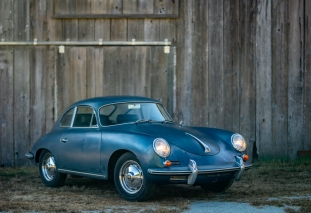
[[26, 96, 251, 201]]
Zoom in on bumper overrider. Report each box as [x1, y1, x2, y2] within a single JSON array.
[[148, 156, 251, 185]]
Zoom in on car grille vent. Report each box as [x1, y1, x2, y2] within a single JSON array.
[[170, 176, 188, 182], [170, 161, 180, 165]]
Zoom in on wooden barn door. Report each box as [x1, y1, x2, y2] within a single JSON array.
[[55, 46, 176, 118]]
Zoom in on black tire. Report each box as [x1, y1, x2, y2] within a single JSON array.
[[39, 150, 67, 187], [200, 179, 234, 192], [114, 152, 156, 201]]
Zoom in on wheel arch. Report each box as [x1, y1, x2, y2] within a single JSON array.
[[108, 149, 134, 181]]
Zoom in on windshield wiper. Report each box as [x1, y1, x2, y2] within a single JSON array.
[[135, 119, 152, 124], [162, 119, 173, 123]]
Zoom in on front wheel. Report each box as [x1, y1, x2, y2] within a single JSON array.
[[39, 150, 67, 187], [200, 179, 234, 192], [114, 152, 156, 201]]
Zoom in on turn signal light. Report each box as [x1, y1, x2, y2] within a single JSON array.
[[163, 160, 172, 167], [242, 154, 249, 161]]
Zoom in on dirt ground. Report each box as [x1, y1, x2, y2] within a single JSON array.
[[0, 158, 310, 213]]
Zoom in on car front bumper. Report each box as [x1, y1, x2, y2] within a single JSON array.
[[147, 156, 251, 185]]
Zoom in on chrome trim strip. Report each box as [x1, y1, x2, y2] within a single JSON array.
[[185, 133, 211, 153], [148, 166, 244, 175], [58, 169, 105, 178]]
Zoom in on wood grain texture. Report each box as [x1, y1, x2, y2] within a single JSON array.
[[46, 0, 62, 41], [0, 0, 13, 40], [0, 48, 14, 166], [287, 0, 304, 158], [13, 0, 30, 41], [62, 0, 78, 41], [190, 0, 208, 126], [271, 0, 289, 156], [30, 47, 46, 146], [207, 0, 224, 129], [30, 0, 47, 41], [70, 47, 87, 103], [256, 0, 272, 156], [304, 0, 311, 150], [223, 0, 240, 133], [45, 46, 56, 132], [176, 0, 192, 125], [240, 0, 256, 157], [56, 47, 71, 117], [94, 47, 104, 96], [13, 47, 31, 166]]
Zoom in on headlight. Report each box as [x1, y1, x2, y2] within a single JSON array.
[[231, 134, 247, 152], [153, 138, 170, 158]]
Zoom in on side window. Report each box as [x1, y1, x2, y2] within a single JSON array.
[[59, 108, 75, 127], [73, 106, 94, 127]]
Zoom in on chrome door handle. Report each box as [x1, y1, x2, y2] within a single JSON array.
[[60, 138, 68, 143]]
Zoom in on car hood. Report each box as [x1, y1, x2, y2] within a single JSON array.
[[112, 123, 220, 156]]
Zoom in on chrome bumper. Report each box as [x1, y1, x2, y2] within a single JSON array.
[[25, 152, 34, 159], [148, 156, 251, 185]]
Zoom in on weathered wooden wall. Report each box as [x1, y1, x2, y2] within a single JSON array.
[[0, 0, 311, 166]]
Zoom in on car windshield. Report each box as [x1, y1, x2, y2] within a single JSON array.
[[99, 102, 173, 126]]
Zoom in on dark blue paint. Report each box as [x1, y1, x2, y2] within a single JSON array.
[[28, 96, 251, 184]]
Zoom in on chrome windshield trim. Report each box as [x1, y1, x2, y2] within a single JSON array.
[[185, 133, 211, 153], [58, 169, 105, 178]]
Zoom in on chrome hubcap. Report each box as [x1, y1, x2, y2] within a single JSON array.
[[42, 153, 56, 181], [119, 160, 143, 194]]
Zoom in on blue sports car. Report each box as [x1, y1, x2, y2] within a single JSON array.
[[26, 96, 251, 201]]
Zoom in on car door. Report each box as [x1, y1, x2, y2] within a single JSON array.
[[58, 106, 102, 175]]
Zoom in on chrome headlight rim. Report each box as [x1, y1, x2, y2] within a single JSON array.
[[231, 133, 247, 152], [153, 138, 170, 158]]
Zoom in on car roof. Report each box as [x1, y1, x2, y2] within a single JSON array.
[[69, 96, 159, 109]]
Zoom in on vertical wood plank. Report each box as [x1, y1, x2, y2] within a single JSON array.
[[30, 47, 46, 146], [56, 47, 71, 117], [13, 47, 31, 166], [144, 19, 160, 41], [304, 0, 311, 150], [128, 19, 145, 41], [176, 0, 193, 125], [256, 0, 273, 158], [95, 47, 104, 96], [0, 48, 14, 166], [13, 0, 30, 41], [77, 0, 94, 41], [30, 0, 47, 41], [271, 0, 289, 156], [287, 0, 304, 158], [45, 46, 56, 131], [190, 0, 208, 126], [119, 47, 134, 95], [223, 0, 240, 133], [0, 0, 13, 40], [133, 46, 151, 96], [92, 0, 111, 41], [86, 47, 96, 98], [207, 0, 224, 129], [240, 0, 256, 157], [103, 46, 119, 95], [62, 0, 78, 41], [70, 47, 87, 103], [109, 0, 126, 41], [47, 0, 63, 41]]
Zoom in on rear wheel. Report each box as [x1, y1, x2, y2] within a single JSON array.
[[39, 150, 67, 187], [114, 152, 156, 201], [200, 179, 234, 192]]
